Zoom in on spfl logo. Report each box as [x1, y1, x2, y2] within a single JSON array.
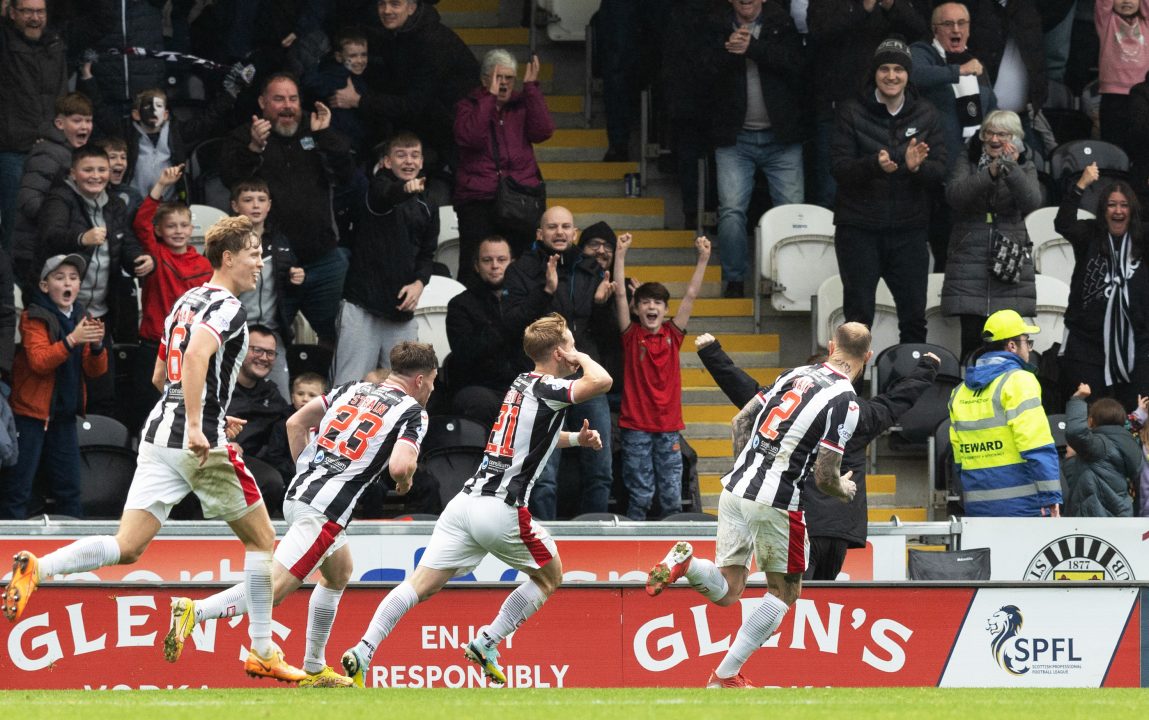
[[986, 605, 1082, 676]]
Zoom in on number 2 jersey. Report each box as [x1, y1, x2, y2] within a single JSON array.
[[143, 284, 248, 450], [461, 372, 576, 508], [722, 363, 860, 511], [287, 381, 429, 526]]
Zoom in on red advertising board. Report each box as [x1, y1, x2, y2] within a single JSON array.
[[1, 585, 1139, 689]]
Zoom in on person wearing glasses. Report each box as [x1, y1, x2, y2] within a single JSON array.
[[0, 0, 67, 249], [226, 324, 293, 515], [941, 110, 1041, 361], [910, 1, 996, 271], [948, 309, 1062, 517]]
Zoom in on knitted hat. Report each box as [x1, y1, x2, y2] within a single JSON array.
[[872, 36, 912, 74]]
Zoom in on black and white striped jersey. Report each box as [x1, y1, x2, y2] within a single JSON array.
[[287, 381, 428, 526], [143, 284, 248, 449], [722, 363, 860, 511], [461, 372, 576, 508]]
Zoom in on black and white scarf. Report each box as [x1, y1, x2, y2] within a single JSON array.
[[1104, 232, 1140, 385]]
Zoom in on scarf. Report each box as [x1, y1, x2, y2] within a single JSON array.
[[1103, 232, 1140, 385], [934, 39, 983, 138]]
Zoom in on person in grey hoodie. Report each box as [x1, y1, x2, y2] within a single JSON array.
[[1063, 383, 1139, 517]]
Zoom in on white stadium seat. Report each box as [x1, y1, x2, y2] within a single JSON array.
[[754, 204, 837, 328], [1025, 206, 1093, 288], [414, 276, 467, 365]]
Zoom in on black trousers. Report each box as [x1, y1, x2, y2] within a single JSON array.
[[1059, 335, 1149, 410], [803, 537, 850, 581], [835, 225, 929, 343]]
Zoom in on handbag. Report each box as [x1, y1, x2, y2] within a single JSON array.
[[490, 122, 546, 230], [989, 226, 1029, 284]]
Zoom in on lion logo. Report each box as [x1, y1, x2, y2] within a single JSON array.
[[986, 605, 1029, 675]]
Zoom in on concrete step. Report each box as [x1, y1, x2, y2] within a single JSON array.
[[438, 0, 500, 11], [455, 26, 530, 46], [551, 196, 665, 230], [536, 128, 607, 162], [867, 506, 927, 522], [626, 264, 720, 282], [624, 230, 698, 249], [682, 366, 783, 387], [668, 297, 751, 317], [675, 316, 761, 334], [539, 161, 636, 180], [683, 387, 736, 404], [869, 474, 896, 494], [683, 421, 740, 438], [690, 437, 734, 459], [545, 95, 585, 114], [683, 405, 739, 424], [680, 350, 778, 369]]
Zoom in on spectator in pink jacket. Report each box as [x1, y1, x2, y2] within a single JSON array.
[[453, 49, 554, 286], [1097, 0, 1149, 151]]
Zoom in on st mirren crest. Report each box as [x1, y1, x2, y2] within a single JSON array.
[[1024, 534, 1134, 581], [986, 605, 1028, 676]]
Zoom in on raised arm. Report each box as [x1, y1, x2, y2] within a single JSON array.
[[561, 346, 613, 404], [612, 232, 633, 332], [286, 395, 328, 461], [672, 236, 712, 330]]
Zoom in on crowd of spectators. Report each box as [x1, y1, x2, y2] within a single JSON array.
[[0, 0, 1146, 526]]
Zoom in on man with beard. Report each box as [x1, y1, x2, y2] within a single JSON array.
[[221, 73, 355, 348], [0, 0, 67, 249], [445, 235, 521, 426]]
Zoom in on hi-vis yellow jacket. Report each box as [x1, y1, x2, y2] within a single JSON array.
[[948, 352, 1061, 516]]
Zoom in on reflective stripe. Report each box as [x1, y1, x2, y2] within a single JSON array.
[[965, 484, 1041, 502], [1034, 479, 1062, 493], [952, 417, 1002, 431], [1004, 396, 1043, 422]]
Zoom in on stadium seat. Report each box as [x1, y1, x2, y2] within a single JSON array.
[[79, 445, 137, 520], [1050, 139, 1129, 209], [286, 343, 332, 379], [754, 203, 836, 325], [421, 415, 490, 456], [922, 273, 961, 360], [1032, 275, 1070, 355], [1026, 206, 1094, 288], [186, 137, 230, 212], [422, 447, 485, 508], [435, 205, 461, 279], [868, 343, 962, 471], [189, 204, 228, 253], [77, 414, 131, 449], [545, 0, 597, 41], [414, 276, 467, 365], [1047, 413, 1068, 451], [813, 275, 900, 362]]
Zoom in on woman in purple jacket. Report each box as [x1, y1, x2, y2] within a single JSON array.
[[453, 49, 554, 286]]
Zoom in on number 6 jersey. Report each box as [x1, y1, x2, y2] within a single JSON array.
[[722, 363, 860, 511], [287, 381, 428, 526], [143, 284, 248, 449]]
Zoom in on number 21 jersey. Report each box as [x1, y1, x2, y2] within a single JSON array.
[[143, 284, 248, 449]]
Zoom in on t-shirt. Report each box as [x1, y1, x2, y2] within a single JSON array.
[[619, 321, 685, 433]]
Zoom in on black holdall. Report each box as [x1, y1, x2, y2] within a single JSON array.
[[490, 122, 546, 230]]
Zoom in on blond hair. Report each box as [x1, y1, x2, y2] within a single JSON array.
[[203, 215, 257, 268], [523, 313, 569, 362]]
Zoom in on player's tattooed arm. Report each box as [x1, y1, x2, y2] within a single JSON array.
[[731, 398, 759, 456], [814, 446, 857, 502]]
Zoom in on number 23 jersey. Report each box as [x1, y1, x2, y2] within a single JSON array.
[[143, 284, 248, 450], [722, 363, 859, 511], [288, 381, 428, 526]]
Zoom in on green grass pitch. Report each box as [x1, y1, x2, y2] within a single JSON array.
[[0, 688, 1144, 719]]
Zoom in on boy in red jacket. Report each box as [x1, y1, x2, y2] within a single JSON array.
[[0, 254, 107, 518], [130, 164, 211, 432]]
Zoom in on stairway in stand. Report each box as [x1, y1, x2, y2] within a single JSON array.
[[441, 0, 926, 519]]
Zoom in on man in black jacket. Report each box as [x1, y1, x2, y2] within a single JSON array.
[[710, 0, 809, 299], [501, 206, 616, 519], [832, 37, 945, 344], [446, 236, 521, 427], [230, 325, 293, 461], [0, 0, 67, 249], [695, 332, 939, 580], [221, 73, 354, 347]]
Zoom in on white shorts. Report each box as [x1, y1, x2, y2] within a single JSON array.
[[715, 489, 808, 575], [276, 500, 348, 581], [420, 494, 558, 576], [125, 443, 264, 522]]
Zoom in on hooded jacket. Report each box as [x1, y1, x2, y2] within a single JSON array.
[[1063, 396, 1138, 517], [11, 124, 75, 271], [949, 351, 1061, 516]]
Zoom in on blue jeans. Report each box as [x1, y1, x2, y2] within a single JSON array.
[[280, 247, 348, 345], [529, 394, 613, 519], [0, 416, 83, 519], [621, 429, 683, 520], [716, 129, 804, 282], [808, 111, 837, 210], [0, 151, 27, 251]]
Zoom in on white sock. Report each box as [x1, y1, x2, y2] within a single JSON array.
[[303, 585, 343, 674], [358, 582, 419, 665], [244, 551, 274, 657], [194, 583, 247, 623], [38, 536, 120, 578], [683, 557, 729, 602], [715, 592, 789, 678], [480, 580, 547, 648]]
